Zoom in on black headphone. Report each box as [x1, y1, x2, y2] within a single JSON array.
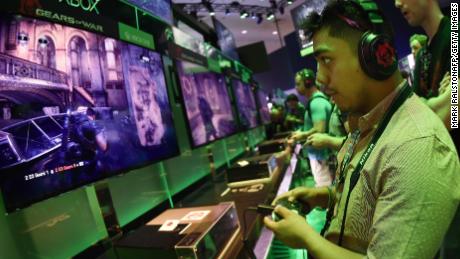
[[297, 68, 316, 88], [335, 1, 398, 80]]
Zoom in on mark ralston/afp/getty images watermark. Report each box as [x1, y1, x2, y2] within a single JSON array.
[[452, 3, 458, 129]]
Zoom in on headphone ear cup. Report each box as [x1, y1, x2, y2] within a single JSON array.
[[358, 31, 398, 80]]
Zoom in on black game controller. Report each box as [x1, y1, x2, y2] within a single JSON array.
[[271, 199, 311, 221]]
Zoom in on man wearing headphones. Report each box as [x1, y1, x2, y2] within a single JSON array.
[[292, 68, 333, 187], [264, 1, 459, 258], [395, 0, 458, 151], [396, 1, 460, 256]]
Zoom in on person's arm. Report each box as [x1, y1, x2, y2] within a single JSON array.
[[365, 137, 460, 258], [421, 72, 455, 129], [266, 137, 460, 259], [264, 207, 364, 259], [292, 107, 327, 141], [272, 186, 333, 209], [306, 133, 346, 151], [308, 97, 329, 135]]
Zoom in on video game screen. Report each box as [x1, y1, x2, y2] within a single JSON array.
[[172, 27, 206, 57], [232, 80, 259, 130], [123, 0, 174, 25], [213, 19, 239, 61], [256, 89, 271, 125], [176, 60, 238, 147], [291, 0, 328, 53], [0, 15, 179, 212]]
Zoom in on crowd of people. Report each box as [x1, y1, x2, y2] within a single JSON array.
[[263, 0, 459, 258]]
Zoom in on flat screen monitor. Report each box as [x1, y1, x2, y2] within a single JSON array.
[[123, 0, 174, 25], [213, 18, 239, 61], [0, 15, 179, 212], [256, 89, 271, 125], [176, 60, 238, 147], [291, 0, 328, 56], [172, 27, 206, 56], [232, 80, 259, 130]]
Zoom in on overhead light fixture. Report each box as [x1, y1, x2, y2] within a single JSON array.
[[272, 31, 278, 35], [287, 0, 293, 4], [267, 12, 275, 20], [241, 30, 248, 34], [256, 13, 263, 24], [240, 10, 249, 19]]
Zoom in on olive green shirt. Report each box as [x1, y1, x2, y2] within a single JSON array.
[[325, 83, 460, 258]]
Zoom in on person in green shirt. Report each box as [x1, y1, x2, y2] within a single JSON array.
[[292, 68, 333, 187], [284, 94, 305, 131]]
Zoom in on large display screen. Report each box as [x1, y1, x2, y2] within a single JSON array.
[[291, 0, 328, 55], [213, 19, 239, 61], [173, 27, 206, 57], [256, 89, 271, 125], [176, 60, 238, 147], [232, 80, 259, 130], [0, 15, 179, 212], [123, 0, 174, 25]]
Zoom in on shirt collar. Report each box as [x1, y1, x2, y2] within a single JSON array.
[[358, 80, 406, 134]]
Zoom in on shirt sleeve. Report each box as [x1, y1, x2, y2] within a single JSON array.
[[310, 98, 331, 124], [366, 136, 460, 259]]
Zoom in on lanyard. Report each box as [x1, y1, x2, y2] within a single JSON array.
[[334, 83, 413, 246], [336, 130, 361, 186]]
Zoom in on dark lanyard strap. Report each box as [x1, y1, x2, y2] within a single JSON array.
[[337, 83, 413, 246]]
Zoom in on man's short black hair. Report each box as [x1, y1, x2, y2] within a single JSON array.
[[301, 0, 393, 53], [286, 94, 299, 103]]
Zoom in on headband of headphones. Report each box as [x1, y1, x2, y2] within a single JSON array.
[[297, 69, 315, 87]]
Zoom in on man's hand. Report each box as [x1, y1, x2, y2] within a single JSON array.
[[290, 131, 310, 142], [275, 150, 291, 167], [438, 72, 451, 95], [272, 187, 328, 209], [263, 206, 312, 248], [305, 133, 331, 149]]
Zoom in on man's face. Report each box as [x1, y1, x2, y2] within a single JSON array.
[[286, 100, 298, 110], [410, 40, 423, 56], [395, 0, 429, 27], [295, 75, 307, 95], [313, 28, 369, 113]]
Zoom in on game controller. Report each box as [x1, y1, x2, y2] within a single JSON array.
[[271, 199, 311, 221]]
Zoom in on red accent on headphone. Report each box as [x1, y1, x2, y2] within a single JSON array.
[[375, 42, 395, 68]]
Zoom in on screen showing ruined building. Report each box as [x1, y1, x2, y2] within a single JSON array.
[[0, 15, 179, 212], [176, 60, 237, 147], [232, 80, 259, 130]]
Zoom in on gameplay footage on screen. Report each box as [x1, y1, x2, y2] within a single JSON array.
[[0, 14, 179, 212]]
